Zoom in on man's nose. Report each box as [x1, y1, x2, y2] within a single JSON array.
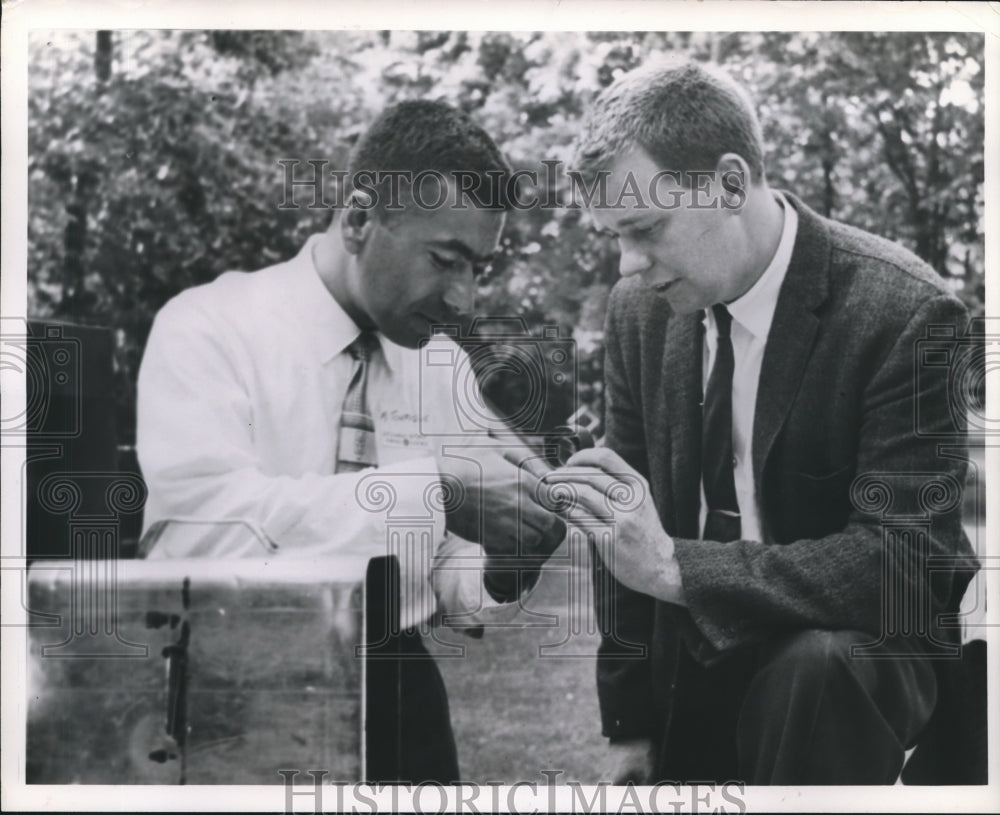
[[618, 246, 652, 278], [442, 272, 476, 317]]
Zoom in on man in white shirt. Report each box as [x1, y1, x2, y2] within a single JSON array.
[[550, 60, 977, 784], [137, 100, 566, 782]]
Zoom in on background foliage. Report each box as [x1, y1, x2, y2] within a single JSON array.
[[27, 30, 985, 444]]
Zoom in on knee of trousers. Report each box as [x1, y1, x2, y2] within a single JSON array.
[[751, 629, 878, 703]]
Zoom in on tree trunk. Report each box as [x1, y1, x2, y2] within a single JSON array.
[[95, 31, 113, 82], [61, 170, 98, 316], [60, 31, 112, 316]]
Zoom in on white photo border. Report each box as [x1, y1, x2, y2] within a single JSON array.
[[2, 1, 997, 812]]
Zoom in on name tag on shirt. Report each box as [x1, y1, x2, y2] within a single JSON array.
[[376, 408, 431, 453]]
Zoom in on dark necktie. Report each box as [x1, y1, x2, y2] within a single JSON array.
[[336, 332, 380, 473], [701, 304, 741, 542]]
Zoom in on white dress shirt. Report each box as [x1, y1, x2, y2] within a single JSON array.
[[699, 192, 799, 544], [137, 235, 508, 629]]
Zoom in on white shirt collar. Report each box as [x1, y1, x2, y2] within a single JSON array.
[[722, 191, 798, 340], [285, 234, 394, 369]]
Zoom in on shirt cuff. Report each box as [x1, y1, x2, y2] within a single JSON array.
[[672, 537, 760, 656], [431, 535, 532, 631]]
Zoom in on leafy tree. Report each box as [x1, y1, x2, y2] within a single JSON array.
[[27, 30, 985, 444]]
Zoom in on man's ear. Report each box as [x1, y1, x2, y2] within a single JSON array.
[[715, 153, 751, 213], [340, 189, 376, 254]]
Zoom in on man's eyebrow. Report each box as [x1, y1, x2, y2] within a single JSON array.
[[427, 238, 495, 264], [598, 213, 657, 237], [616, 212, 657, 229]]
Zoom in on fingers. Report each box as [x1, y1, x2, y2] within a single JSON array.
[[518, 469, 574, 538], [564, 446, 631, 473], [478, 506, 564, 557], [438, 448, 569, 553], [500, 445, 553, 480], [507, 505, 567, 558], [534, 511, 567, 556], [542, 467, 617, 518], [545, 465, 609, 491]]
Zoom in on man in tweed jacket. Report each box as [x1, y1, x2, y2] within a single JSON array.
[[551, 60, 979, 784]]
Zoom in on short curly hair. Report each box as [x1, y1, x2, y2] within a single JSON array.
[[347, 100, 513, 215], [574, 59, 766, 185]]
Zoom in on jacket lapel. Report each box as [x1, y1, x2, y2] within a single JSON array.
[[752, 194, 831, 493], [663, 311, 704, 538]]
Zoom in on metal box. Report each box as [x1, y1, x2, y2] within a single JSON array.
[[26, 557, 368, 784]]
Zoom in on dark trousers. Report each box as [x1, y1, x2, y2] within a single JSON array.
[[365, 556, 459, 783], [659, 629, 938, 784], [365, 629, 460, 784]]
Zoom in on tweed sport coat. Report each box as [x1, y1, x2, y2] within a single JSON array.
[[594, 192, 980, 744]]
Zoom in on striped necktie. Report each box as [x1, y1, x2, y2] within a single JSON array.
[[336, 332, 380, 473], [701, 304, 741, 542]]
